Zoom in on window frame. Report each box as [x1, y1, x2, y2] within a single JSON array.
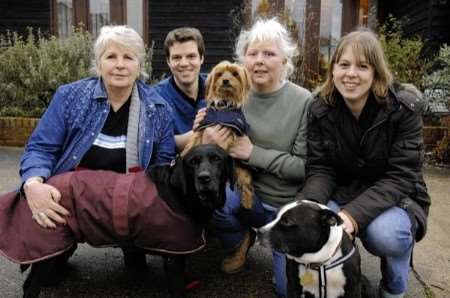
[[50, 0, 127, 37]]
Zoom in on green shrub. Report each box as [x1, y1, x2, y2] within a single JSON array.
[[0, 28, 156, 118], [0, 28, 93, 117], [378, 15, 431, 90], [424, 44, 450, 91]]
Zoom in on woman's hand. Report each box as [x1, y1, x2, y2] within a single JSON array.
[[192, 108, 232, 148], [338, 211, 355, 238], [229, 136, 253, 161], [192, 107, 207, 131], [202, 125, 232, 148], [24, 182, 70, 228]]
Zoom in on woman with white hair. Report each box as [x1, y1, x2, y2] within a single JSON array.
[[200, 18, 311, 297], [20, 25, 175, 282]]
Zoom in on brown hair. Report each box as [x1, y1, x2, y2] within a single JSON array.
[[319, 28, 393, 105], [164, 27, 205, 59]]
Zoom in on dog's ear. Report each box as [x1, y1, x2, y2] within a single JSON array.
[[225, 154, 236, 191], [320, 209, 344, 226], [205, 70, 216, 99], [148, 164, 171, 186], [169, 157, 188, 196], [241, 66, 251, 99]]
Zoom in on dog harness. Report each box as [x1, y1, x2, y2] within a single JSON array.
[[297, 244, 356, 298], [197, 101, 250, 135]]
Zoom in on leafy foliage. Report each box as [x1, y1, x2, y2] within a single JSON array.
[[378, 15, 431, 90], [0, 28, 155, 117], [0, 28, 93, 117], [424, 44, 450, 91]]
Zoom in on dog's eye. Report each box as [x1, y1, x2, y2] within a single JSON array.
[[189, 157, 201, 166], [210, 155, 222, 162], [216, 72, 222, 77], [280, 216, 295, 228], [232, 71, 239, 77]]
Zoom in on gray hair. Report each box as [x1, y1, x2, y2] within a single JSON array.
[[235, 18, 298, 81], [91, 25, 148, 80]]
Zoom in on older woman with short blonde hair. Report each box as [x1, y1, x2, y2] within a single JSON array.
[[20, 25, 175, 283], [206, 18, 312, 298]]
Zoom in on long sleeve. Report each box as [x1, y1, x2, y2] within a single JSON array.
[[19, 87, 68, 183]]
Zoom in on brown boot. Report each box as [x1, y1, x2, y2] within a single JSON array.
[[221, 229, 256, 274]]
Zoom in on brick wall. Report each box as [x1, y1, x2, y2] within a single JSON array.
[[0, 117, 39, 146]]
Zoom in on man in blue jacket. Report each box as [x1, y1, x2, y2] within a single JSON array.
[[154, 27, 207, 151]]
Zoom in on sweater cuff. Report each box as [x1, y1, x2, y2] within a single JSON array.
[[248, 145, 270, 169]]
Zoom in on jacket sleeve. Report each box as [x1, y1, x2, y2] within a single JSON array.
[[343, 106, 424, 230], [247, 96, 311, 181], [19, 87, 68, 183], [151, 104, 176, 165], [297, 106, 337, 204]]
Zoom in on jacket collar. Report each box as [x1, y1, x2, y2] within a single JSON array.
[[92, 78, 167, 108], [314, 89, 399, 123], [93, 78, 108, 100]]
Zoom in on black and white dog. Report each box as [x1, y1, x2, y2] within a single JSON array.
[[258, 200, 365, 298]]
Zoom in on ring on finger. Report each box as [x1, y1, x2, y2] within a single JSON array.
[[32, 212, 45, 220]]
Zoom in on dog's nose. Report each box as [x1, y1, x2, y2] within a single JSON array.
[[222, 79, 229, 85], [198, 171, 211, 183]]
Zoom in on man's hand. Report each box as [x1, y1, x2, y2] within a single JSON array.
[[192, 107, 207, 131]]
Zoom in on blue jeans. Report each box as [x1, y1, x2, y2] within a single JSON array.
[[213, 187, 287, 298], [327, 200, 413, 295]]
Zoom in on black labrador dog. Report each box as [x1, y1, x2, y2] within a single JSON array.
[[149, 144, 235, 297], [13, 144, 234, 298]]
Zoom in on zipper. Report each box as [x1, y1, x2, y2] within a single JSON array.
[[359, 117, 387, 147]]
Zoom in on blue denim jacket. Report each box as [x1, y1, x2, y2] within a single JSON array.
[[20, 77, 176, 184]]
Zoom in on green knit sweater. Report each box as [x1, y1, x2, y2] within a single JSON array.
[[244, 81, 311, 207]]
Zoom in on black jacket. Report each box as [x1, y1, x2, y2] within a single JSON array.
[[299, 84, 430, 241]]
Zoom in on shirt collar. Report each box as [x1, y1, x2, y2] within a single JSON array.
[[170, 75, 204, 104]]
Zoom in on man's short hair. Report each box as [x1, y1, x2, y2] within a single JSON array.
[[164, 27, 205, 59]]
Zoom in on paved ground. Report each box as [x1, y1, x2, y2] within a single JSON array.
[[0, 146, 449, 298]]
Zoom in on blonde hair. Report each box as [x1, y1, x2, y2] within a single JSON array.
[[235, 18, 297, 81], [91, 25, 148, 80], [319, 28, 393, 104]]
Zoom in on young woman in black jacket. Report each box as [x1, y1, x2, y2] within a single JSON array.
[[298, 28, 430, 298]]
